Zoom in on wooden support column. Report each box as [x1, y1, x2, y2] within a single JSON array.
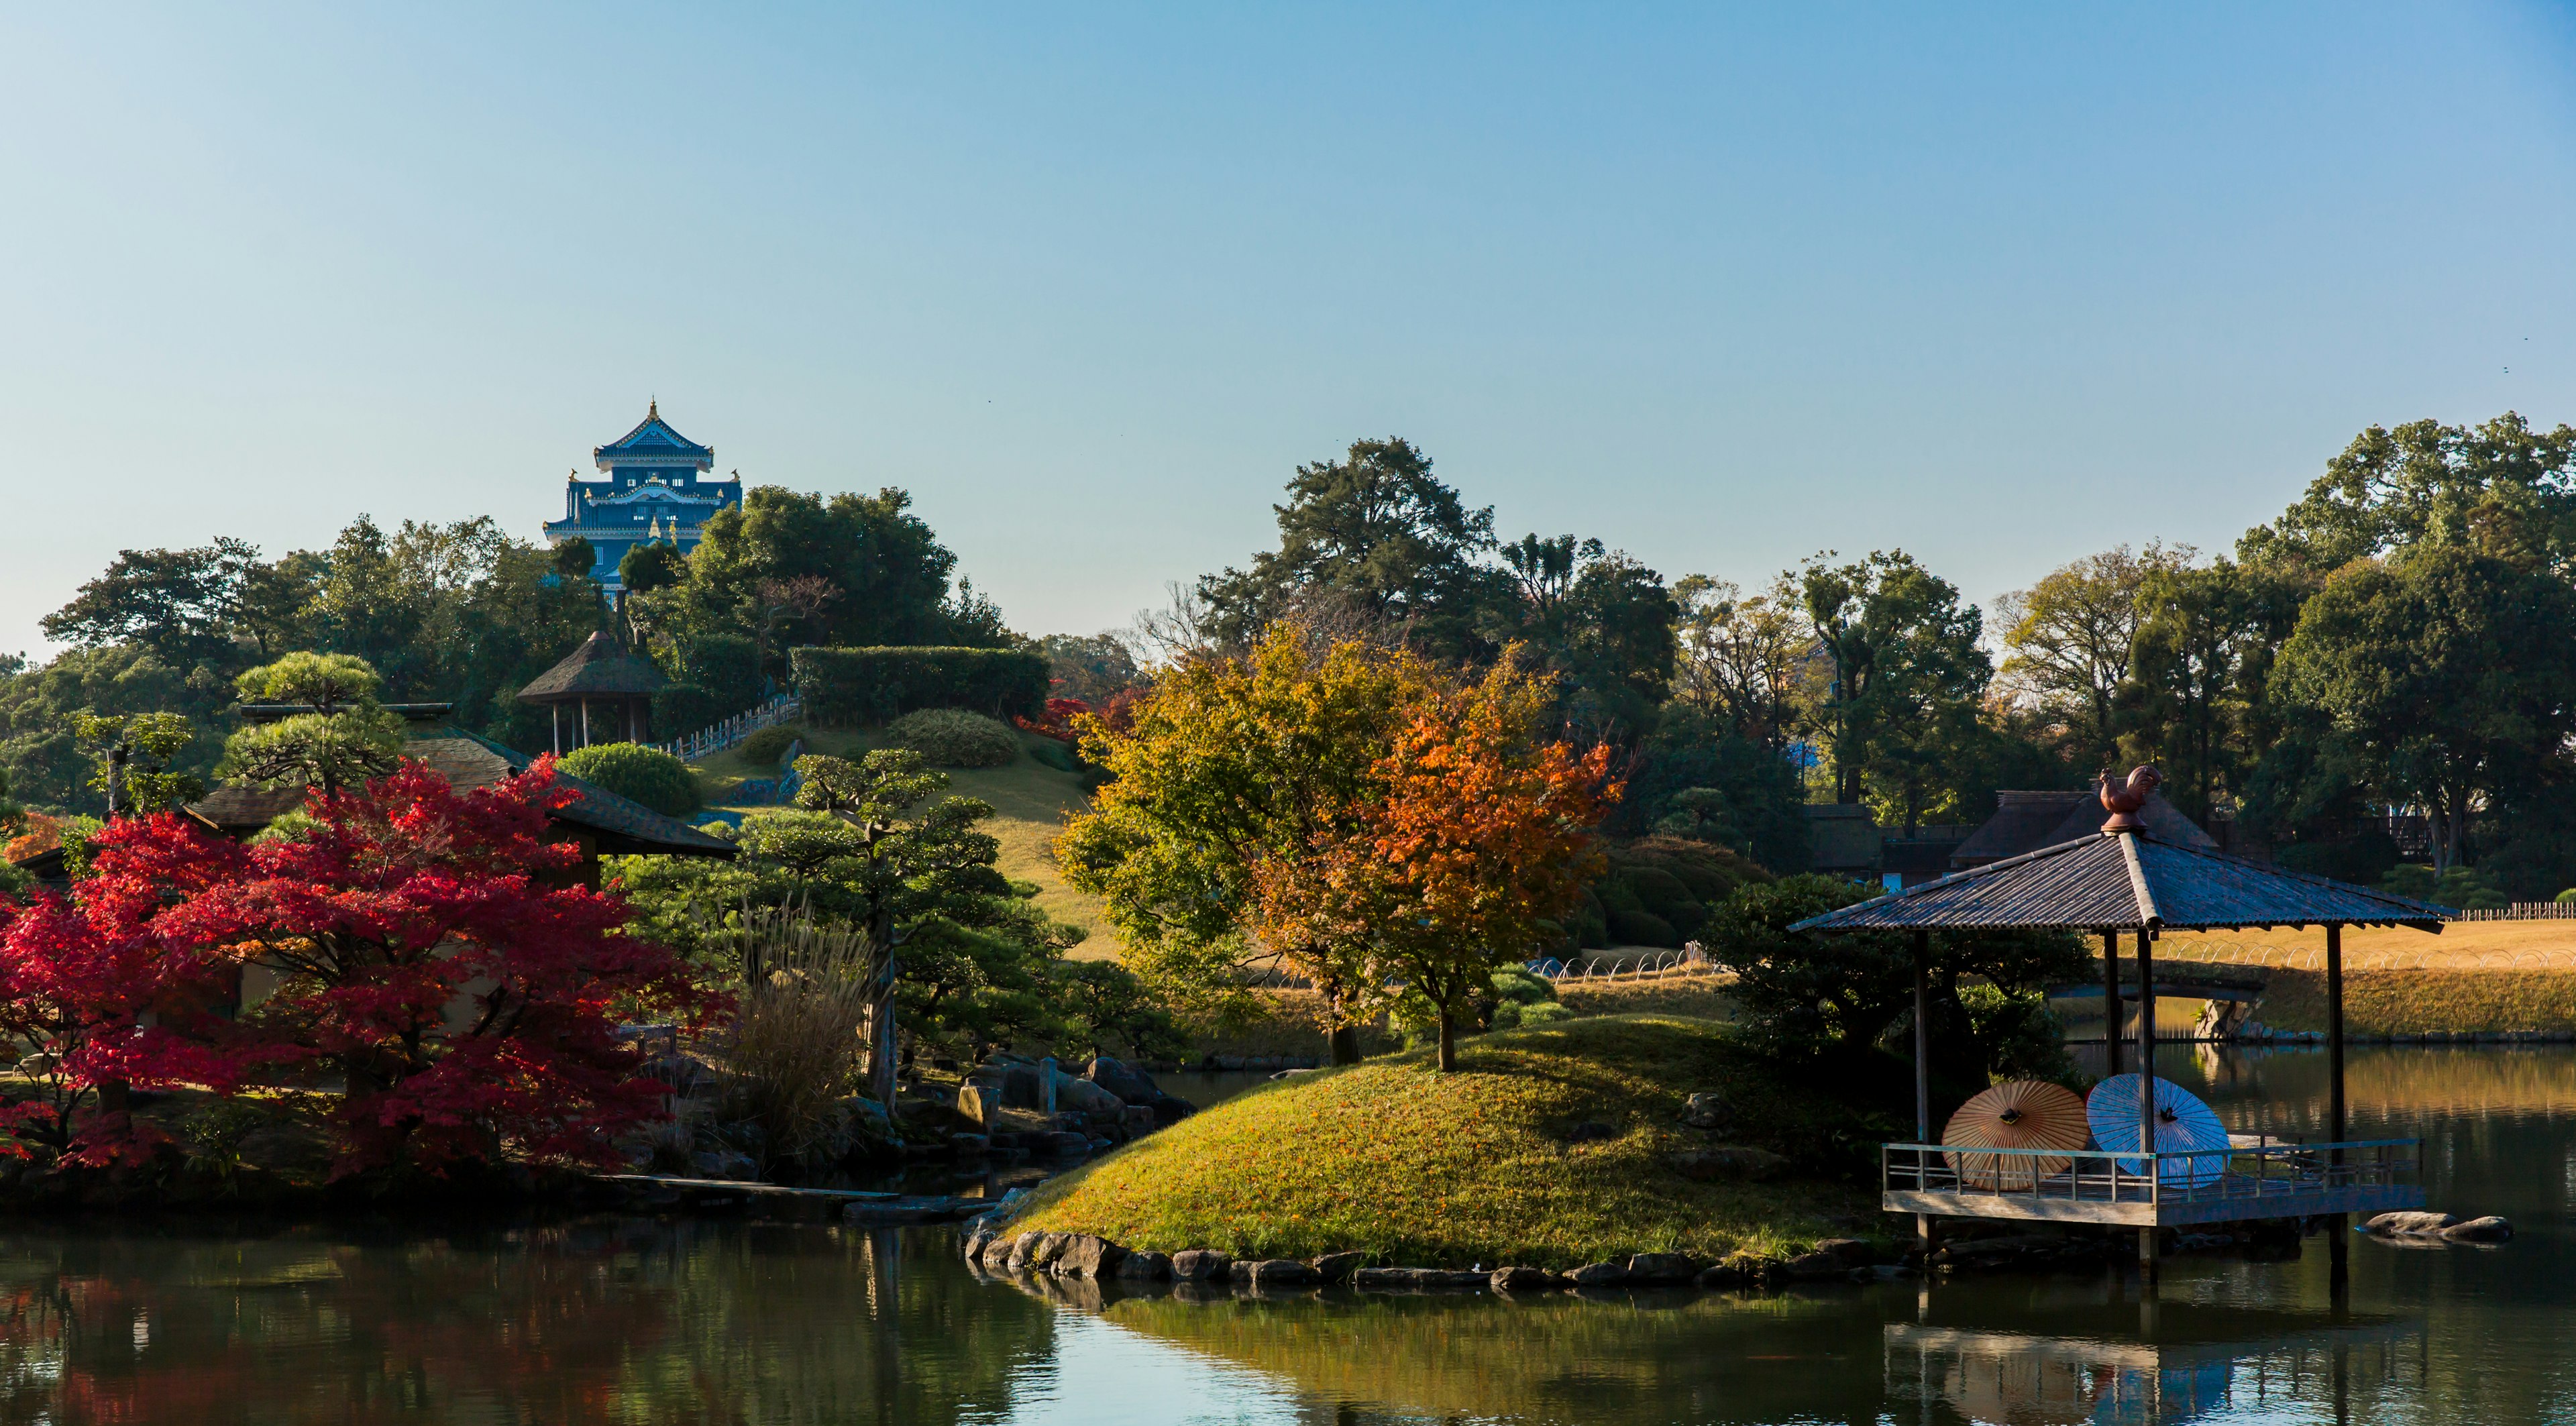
[[1913, 927, 1931, 1248], [2328, 921, 2350, 1297], [581, 698, 592, 749], [2137, 924, 2159, 1282], [551, 704, 561, 756], [2102, 929, 2121, 1075]]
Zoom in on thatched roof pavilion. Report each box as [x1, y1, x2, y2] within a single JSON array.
[[1790, 767, 2452, 1283], [517, 632, 668, 751]]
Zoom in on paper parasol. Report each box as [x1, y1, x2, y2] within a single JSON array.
[[2086, 1074, 2229, 1187], [1941, 1080, 2090, 1189]]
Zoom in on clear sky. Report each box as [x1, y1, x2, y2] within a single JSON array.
[[3, 4, 2573, 658]]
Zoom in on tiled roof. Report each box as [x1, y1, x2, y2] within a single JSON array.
[[1791, 830, 2452, 933], [518, 633, 669, 700], [403, 728, 734, 855], [594, 401, 712, 461]]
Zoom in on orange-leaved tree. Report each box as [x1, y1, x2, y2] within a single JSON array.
[[1319, 655, 1617, 1070], [1058, 624, 1436, 1064]]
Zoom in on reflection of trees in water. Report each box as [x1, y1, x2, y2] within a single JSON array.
[[0, 1220, 1055, 1425], [1095, 1288, 1891, 1424]]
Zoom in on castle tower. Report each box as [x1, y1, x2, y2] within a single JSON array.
[[541, 401, 744, 591]]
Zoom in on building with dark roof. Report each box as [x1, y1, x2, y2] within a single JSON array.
[[184, 708, 731, 885], [542, 401, 742, 592], [1950, 783, 2218, 872], [517, 632, 669, 751]]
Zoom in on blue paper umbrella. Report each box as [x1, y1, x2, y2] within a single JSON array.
[[2086, 1074, 2229, 1187]]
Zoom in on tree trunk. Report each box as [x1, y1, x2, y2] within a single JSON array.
[[1435, 1007, 1457, 1072], [867, 995, 900, 1115], [1328, 1022, 1362, 1066], [1322, 981, 1365, 1066]]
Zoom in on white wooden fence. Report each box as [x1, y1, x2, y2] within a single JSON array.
[[652, 695, 801, 763]]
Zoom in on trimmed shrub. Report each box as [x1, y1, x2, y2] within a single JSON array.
[[558, 742, 702, 817], [883, 709, 1019, 768], [1028, 737, 1079, 773], [792, 645, 1049, 726], [737, 724, 808, 767]]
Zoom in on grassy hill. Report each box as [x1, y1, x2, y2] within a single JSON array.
[[1010, 1015, 1877, 1268], [690, 725, 1121, 958]]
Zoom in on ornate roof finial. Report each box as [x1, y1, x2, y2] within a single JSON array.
[[2100, 765, 2164, 834], [648, 396, 659, 420]]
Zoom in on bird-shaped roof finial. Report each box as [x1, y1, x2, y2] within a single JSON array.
[[2100, 765, 2164, 834]]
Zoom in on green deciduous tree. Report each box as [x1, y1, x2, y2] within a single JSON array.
[[1995, 543, 2192, 769], [1058, 626, 1435, 1064], [70, 712, 203, 818], [2273, 545, 2576, 873], [1802, 551, 1992, 830], [2240, 412, 2576, 577], [1670, 573, 1819, 751]]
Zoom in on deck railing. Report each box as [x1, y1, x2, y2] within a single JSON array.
[[1882, 1138, 2420, 1213]]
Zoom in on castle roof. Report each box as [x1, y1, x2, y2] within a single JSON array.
[[594, 400, 713, 465], [517, 633, 669, 702]]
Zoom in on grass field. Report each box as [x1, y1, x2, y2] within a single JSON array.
[[1012, 1014, 1874, 1268], [692, 724, 1121, 958], [2161, 920, 2576, 969]]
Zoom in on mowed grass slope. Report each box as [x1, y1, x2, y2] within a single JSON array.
[[693, 724, 1120, 957], [1013, 1016, 1876, 1268]]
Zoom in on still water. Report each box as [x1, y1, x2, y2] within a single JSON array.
[[3, 1045, 2572, 1424]]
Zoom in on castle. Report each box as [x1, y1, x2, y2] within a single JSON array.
[[542, 402, 743, 591]]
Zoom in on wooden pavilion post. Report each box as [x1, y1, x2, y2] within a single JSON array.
[[2102, 929, 2122, 1076], [2137, 925, 2159, 1281], [551, 704, 561, 756], [2328, 920, 2349, 1296], [580, 698, 592, 749], [1913, 928, 1931, 1248]]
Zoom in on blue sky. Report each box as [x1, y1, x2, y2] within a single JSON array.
[[3, 4, 2573, 657]]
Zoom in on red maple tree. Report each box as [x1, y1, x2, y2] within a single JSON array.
[[0, 812, 250, 1162], [0, 761, 704, 1175]]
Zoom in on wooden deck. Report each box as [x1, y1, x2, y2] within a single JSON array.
[[1882, 1139, 2423, 1228]]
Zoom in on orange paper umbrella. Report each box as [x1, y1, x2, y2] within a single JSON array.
[[1942, 1080, 2089, 1190]]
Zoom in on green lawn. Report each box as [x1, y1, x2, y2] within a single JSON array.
[[690, 724, 1120, 958], [1012, 1014, 1878, 1268]]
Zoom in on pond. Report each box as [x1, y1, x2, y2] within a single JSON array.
[[4, 1044, 2573, 1423]]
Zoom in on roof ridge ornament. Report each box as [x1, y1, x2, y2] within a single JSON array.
[[2100, 765, 2163, 834]]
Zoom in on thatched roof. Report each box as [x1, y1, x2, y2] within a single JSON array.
[[517, 633, 667, 702], [1791, 828, 2452, 934], [186, 726, 731, 859]]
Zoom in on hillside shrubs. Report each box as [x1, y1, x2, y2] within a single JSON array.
[[736, 724, 807, 767], [559, 742, 701, 817], [792, 646, 1048, 726], [883, 709, 1019, 768]]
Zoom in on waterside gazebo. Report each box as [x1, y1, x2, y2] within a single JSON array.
[[517, 632, 667, 752], [1790, 769, 2454, 1283]]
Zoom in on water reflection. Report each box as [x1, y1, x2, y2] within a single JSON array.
[[1886, 1307, 2420, 1425], [0, 1044, 2564, 1423]]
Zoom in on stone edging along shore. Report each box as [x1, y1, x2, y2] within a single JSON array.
[[960, 1224, 1919, 1295]]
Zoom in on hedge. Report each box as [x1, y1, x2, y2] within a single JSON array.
[[558, 742, 702, 818], [792, 645, 1049, 726]]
